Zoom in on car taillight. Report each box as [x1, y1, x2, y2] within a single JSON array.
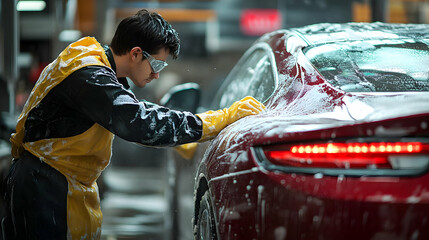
[[263, 142, 429, 169]]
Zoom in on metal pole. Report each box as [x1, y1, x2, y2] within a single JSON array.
[[1, 0, 19, 114], [95, 0, 108, 42], [371, 0, 389, 22]]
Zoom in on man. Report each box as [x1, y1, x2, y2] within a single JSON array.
[[1, 9, 265, 240]]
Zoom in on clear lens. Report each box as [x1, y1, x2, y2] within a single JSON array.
[[143, 51, 168, 73], [150, 59, 168, 73]]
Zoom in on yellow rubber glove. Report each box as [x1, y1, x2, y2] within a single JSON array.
[[174, 96, 265, 160], [196, 96, 265, 142], [174, 142, 198, 160]]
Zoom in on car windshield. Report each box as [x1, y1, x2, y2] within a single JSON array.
[[304, 39, 429, 92]]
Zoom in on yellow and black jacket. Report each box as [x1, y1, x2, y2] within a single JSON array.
[[4, 37, 202, 239]]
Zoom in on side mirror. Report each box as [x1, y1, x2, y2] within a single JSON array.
[[160, 82, 201, 113]]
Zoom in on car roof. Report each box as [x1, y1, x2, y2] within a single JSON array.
[[290, 22, 429, 46]]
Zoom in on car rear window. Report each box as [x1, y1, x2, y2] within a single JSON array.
[[304, 39, 429, 92]]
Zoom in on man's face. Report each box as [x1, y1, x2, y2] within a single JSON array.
[[129, 47, 170, 88]]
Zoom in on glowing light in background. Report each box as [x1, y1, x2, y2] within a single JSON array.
[[17, 0, 46, 12]]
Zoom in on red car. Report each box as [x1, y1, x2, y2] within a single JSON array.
[[163, 22, 429, 240]]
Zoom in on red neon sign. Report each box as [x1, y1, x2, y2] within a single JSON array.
[[240, 9, 282, 36]]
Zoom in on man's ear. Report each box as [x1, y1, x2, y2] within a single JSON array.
[[130, 47, 142, 61]]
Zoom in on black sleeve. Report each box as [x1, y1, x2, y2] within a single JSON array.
[[63, 66, 203, 147]]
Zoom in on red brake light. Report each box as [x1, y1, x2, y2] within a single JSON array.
[[264, 142, 429, 169]]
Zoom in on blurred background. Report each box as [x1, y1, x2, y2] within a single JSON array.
[[0, 0, 428, 239], [0, 0, 429, 112], [1, 0, 429, 115]]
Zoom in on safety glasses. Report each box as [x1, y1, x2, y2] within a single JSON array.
[[142, 51, 168, 73]]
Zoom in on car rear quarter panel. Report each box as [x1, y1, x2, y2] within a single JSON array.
[[201, 111, 429, 239], [210, 168, 429, 240]]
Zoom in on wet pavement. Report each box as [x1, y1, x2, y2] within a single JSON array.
[[100, 166, 168, 240]]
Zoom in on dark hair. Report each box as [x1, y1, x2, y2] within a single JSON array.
[[110, 9, 180, 59]]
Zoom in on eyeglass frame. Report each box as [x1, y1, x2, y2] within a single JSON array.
[[142, 51, 168, 74]]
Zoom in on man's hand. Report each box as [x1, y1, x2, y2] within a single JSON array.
[[196, 96, 265, 141], [174, 142, 198, 160]]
